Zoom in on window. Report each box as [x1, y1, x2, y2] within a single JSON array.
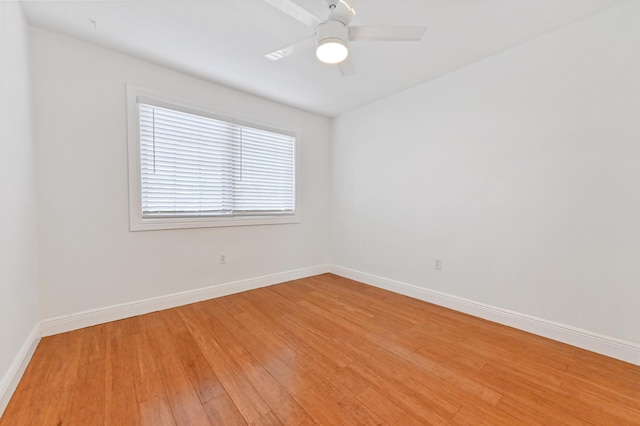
[[127, 87, 299, 230]]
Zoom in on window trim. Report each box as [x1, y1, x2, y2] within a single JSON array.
[[127, 85, 301, 231]]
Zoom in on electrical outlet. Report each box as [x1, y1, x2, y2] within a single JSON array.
[[434, 257, 442, 270], [220, 254, 226, 265]]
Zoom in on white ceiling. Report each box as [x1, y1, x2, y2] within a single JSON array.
[[22, 0, 627, 117]]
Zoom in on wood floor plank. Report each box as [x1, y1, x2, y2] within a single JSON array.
[[202, 392, 248, 426], [216, 297, 298, 361], [478, 362, 633, 425], [295, 287, 425, 351], [452, 402, 523, 426], [202, 299, 325, 395], [178, 303, 271, 423], [157, 308, 227, 404], [460, 333, 573, 372], [300, 276, 418, 329], [2, 273, 640, 425], [200, 300, 316, 426], [294, 378, 385, 425], [249, 411, 283, 426], [566, 350, 640, 396], [347, 360, 452, 425], [369, 334, 504, 406], [560, 373, 640, 413], [66, 359, 106, 425], [277, 312, 355, 368], [494, 395, 580, 426], [356, 386, 428, 426], [13, 333, 79, 425], [131, 324, 171, 404], [142, 312, 211, 425], [138, 396, 177, 426], [105, 322, 141, 425], [357, 347, 464, 419], [413, 332, 489, 371]]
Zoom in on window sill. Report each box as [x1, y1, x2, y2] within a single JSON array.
[[129, 214, 301, 231]]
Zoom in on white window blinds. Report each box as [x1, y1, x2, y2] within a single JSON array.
[[139, 103, 295, 218]]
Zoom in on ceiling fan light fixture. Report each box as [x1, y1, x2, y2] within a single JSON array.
[[316, 20, 349, 64], [316, 39, 348, 64]]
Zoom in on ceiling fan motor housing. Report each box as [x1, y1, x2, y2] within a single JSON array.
[[316, 19, 349, 46]]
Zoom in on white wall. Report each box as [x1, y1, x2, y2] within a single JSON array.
[[0, 0, 39, 398], [331, 1, 640, 344], [30, 28, 331, 319]]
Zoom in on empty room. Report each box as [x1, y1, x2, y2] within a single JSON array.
[[1, 0, 639, 424]]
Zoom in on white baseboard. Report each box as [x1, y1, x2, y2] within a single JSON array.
[[330, 266, 640, 366], [41, 264, 331, 337], [0, 323, 41, 417]]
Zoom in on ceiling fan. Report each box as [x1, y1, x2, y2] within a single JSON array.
[[263, 0, 427, 75]]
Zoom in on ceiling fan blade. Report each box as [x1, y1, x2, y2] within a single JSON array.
[[331, 0, 357, 25], [263, 0, 322, 27], [337, 57, 355, 76], [264, 36, 315, 61], [349, 26, 427, 42]]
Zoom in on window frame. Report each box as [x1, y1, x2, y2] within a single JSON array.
[[127, 86, 301, 231]]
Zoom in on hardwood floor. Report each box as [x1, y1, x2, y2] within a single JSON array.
[[2, 273, 639, 425]]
